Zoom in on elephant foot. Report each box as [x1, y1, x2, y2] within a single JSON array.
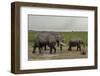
[[50, 52, 52, 54], [81, 52, 86, 55], [32, 51, 35, 53], [54, 51, 56, 54], [68, 49, 71, 51]]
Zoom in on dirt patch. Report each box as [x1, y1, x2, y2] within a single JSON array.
[[28, 44, 88, 61]]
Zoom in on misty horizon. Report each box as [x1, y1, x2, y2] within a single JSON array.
[[28, 15, 88, 32]]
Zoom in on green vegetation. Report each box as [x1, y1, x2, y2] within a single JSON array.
[[28, 31, 37, 43], [28, 31, 88, 46]]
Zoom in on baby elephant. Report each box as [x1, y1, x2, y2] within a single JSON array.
[[68, 39, 84, 51]]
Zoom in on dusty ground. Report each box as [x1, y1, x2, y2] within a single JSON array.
[[28, 44, 88, 61]]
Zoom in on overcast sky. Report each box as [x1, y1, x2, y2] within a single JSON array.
[[28, 15, 88, 32]]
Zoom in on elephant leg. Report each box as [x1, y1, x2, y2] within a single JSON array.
[[77, 45, 81, 51], [44, 44, 47, 51], [79, 46, 81, 51], [68, 46, 71, 51], [50, 47, 53, 54], [32, 46, 36, 53], [77, 46, 78, 51], [38, 47, 42, 54], [60, 45, 62, 52], [53, 46, 56, 53], [57, 41, 59, 47]]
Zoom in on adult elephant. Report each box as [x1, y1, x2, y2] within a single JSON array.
[[68, 39, 84, 51], [32, 31, 65, 54]]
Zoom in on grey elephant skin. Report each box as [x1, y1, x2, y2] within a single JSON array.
[[32, 32, 64, 54], [68, 39, 84, 51]]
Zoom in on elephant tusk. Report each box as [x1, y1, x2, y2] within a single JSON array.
[[60, 42, 66, 46]]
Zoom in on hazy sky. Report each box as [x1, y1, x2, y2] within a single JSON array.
[[28, 15, 88, 32]]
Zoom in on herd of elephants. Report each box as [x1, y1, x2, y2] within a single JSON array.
[[32, 31, 86, 55]]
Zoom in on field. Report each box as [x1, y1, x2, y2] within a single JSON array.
[[28, 31, 88, 61]]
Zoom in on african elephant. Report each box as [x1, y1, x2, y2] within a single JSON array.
[[68, 39, 84, 51], [32, 31, 65, 54]]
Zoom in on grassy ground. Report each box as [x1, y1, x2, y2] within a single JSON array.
[[28, 31, 88, 61]]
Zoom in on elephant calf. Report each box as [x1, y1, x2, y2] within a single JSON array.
[[68, 39, 84, 51]]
